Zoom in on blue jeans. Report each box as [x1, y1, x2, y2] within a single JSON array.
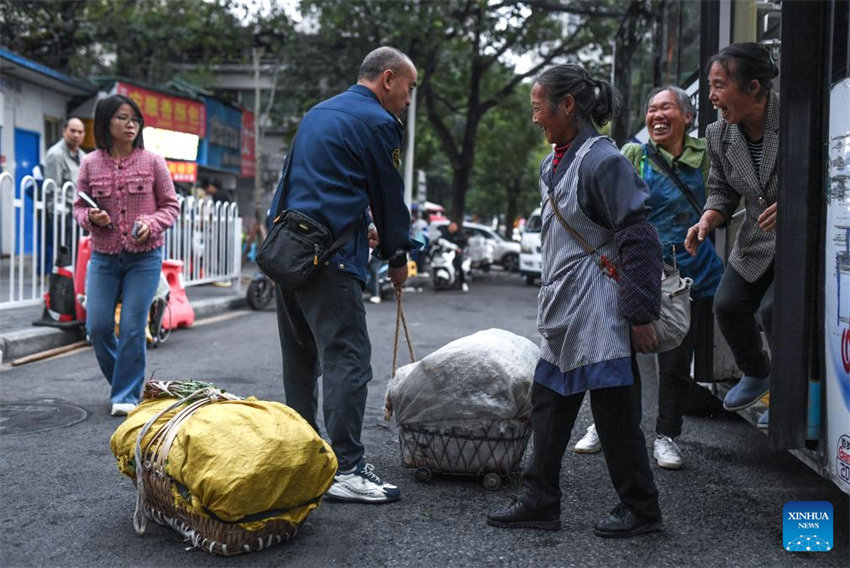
[[87, 248, 162, 404]]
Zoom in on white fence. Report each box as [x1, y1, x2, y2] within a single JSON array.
[[163, 196, 242, 287], [0, 171, 242, 310]]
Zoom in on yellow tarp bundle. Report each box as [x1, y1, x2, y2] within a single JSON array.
[[110, 397, 337, 529]]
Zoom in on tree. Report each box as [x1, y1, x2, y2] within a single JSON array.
[[610, 0, 654, 145], [83, 0, 251, 84], [1, 0, 253, 86], [467, 81, 548, 238], [0, 0, 93, 74], [276, 0, 622, 222], [416, 1, 621, 222]]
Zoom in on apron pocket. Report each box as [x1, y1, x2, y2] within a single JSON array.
[[537, 275, 574, 339]]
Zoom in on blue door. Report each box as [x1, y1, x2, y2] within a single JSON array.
[[14, 128, 39, 255]]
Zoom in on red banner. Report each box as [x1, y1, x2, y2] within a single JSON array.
[[241, 110, 255, 179], [117, 82, 206, 137], [166, 160, 198, 183]]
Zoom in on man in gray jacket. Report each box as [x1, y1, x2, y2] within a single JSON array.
[[44, 117, 86, 264], [45, 117, 86, 189]]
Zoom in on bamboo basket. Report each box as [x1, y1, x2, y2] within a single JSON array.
[[131, 387, 303, 556]]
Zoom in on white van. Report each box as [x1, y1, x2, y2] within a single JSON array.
[[519, 207, 542, 285]]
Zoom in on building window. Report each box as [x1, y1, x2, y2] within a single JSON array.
[[44, 116, 63, 148]]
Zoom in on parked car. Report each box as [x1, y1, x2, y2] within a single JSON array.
[[430, 220, 521, 272], [519, 207, 542, 285]]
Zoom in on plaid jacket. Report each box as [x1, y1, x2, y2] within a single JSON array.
[[704, 91, 779, 282], [73, 149, 179, 254]]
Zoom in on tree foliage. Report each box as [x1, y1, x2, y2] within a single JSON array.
[[467, 81, 548, 237], [1, 0, 630, 225], [0, 0, 252, 85], [0, 0, 92, 73], [279, 0, 621, 223]]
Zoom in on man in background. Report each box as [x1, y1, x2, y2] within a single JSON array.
[[44, 117, 86, 267], [45, 117, 86, 188]]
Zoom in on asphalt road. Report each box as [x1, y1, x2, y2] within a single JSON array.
[[1, 271, 848, 567]]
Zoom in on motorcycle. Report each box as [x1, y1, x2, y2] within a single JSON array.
[[248, 259, 394, 309], [246, 271, 275, 310], [429, 238, 471, 291]]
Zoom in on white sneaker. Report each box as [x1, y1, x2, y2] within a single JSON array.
[[111, 403, 136, 416], [324, 461, 400, 503], [653, 436, 683, 470], [369, 296, 381, 304], [574, 424, 602, 454], [461, 282, 469, 292]]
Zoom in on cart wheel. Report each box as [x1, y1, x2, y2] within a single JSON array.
[[483, 473, 502, 491], [415, 467, 432, 483]]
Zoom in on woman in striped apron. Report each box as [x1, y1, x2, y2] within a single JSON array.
[[487, 64, 663, 538], [575, 86, 724, 469]]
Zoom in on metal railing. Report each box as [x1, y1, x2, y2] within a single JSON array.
[[163, 196, 242, 288], [1, 172, 50, 309], [0, 172, 242, 311]]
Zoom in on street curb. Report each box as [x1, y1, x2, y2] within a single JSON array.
[[0, 325, 86, 364], [190, 295, 247, 319], [0, 294, 245, 365]]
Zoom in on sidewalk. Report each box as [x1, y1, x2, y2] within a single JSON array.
[[0, 264, 255, 365]]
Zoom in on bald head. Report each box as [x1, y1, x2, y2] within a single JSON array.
[[357, 47, 417, 118], [358, 47, 413, 81], [63, 117, 85, 152]]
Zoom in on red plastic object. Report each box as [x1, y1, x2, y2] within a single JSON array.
[[161, 259, 195, 330], [74, 236, 93, 322]]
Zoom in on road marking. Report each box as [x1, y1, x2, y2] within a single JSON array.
[[192, 311, 250, 327]]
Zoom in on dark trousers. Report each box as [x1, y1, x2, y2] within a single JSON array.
[[656, 295, 714, 438], [714, 264, 774, 378], [452, 254, 466, 285], [274, 268, 372, 471], [520, 358, 661, 522]]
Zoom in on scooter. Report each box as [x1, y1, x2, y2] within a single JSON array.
[[430, 238, 471, 291], [246, 271, 275, 310], [73, 237, 178, 348]]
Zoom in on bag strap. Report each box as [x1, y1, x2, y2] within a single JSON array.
[[546, 193, 619, 281], [269, 133, 362, 262], [267, 134, 298, 230], [645, 144, 702, 215]]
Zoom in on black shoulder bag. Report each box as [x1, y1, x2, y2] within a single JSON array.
[[646, 143, 703, 215], [257, 138, 361, 289]]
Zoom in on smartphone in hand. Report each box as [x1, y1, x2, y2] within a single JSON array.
[[78, 190, 113, 229]]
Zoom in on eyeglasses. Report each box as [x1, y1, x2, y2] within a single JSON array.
[[112, 114, 141, 126]]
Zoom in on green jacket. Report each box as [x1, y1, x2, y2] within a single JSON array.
[[621, 136, 709, 193]]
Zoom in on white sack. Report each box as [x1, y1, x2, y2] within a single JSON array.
[[386, 328, 538, 424]]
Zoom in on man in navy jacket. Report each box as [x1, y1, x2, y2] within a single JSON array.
[[272, 46, 418, 503]]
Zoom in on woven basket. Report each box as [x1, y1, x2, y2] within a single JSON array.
[[139, 462, 298, 556], [131, 387, 303, 556], [398, 418, 531, 476]]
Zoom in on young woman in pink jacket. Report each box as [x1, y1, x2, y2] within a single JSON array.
[[73, 94, 179, 416]]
